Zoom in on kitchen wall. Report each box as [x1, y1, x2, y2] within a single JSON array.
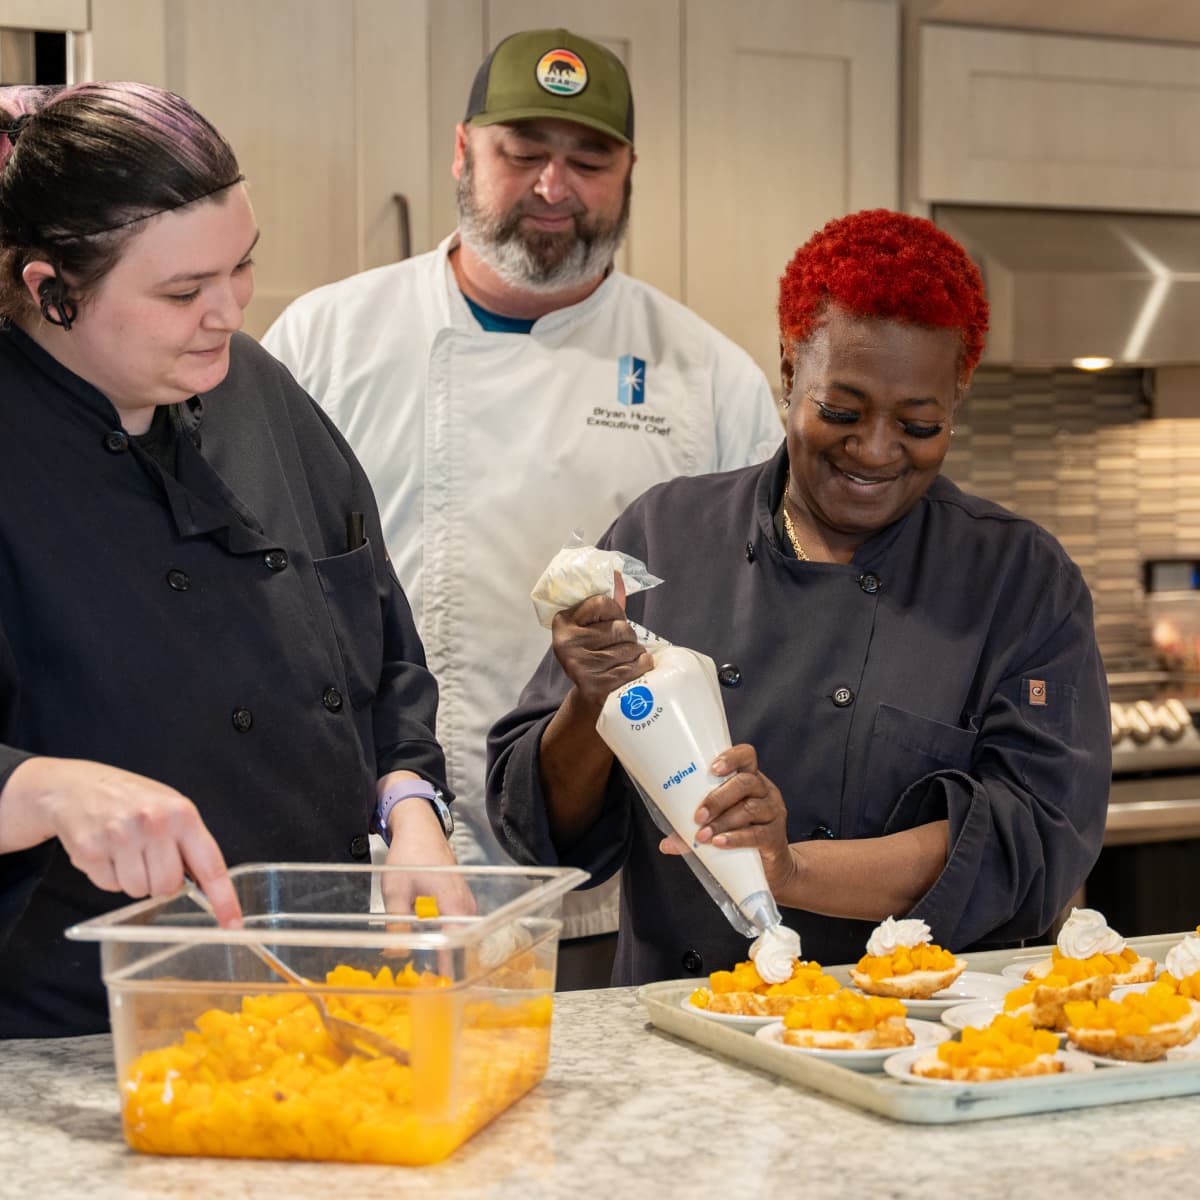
[[944, 367, 1200, 668]]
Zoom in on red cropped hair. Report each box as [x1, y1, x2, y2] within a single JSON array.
[[778, 209, 989, 383]]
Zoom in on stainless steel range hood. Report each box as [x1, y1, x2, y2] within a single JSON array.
[[934, 205, 1200, 367]]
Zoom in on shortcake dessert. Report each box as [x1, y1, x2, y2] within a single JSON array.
[[1021, 907, 1156, 990], [1064, 981, 1200, 1062], [689, 956, 840, 1017], [910, 1013, 1062, 1081], [1000, 974, 1114, 1032], [850, 917, 966, 1000], [1159, 931, 1200, 1001], [780, 988, 914, 1050]]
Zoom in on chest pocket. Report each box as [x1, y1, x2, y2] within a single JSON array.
[[313, 542, 383, 709], [859, 703, 976, 835]]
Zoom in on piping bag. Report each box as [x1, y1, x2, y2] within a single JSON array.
[[531, 536, 801, 977]]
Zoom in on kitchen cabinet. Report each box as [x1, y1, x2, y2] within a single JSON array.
[[0, 0, 86, 83], [83, 0, 687, 337], [919, 23, 1200, 212], [0, 0, 86, 29], [684, 0, 899, 380], [85, 0, 435, 336], [76, 0, 899, 359]]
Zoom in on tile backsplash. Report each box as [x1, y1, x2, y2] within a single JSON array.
[[942, 366, 1200, 668]]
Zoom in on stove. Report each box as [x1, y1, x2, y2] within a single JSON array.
[[1110, 696, 1200, 774], [1089, 670, 1200, 936]]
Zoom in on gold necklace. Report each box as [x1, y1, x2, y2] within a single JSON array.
[[781, 496, 810, 561]]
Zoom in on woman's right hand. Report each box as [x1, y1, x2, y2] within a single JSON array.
[[550, 586, 655, 715], [0, 756, 242, 927]]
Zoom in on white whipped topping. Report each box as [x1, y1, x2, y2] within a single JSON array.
[[865, 916, 931, 957], [1165, 934, 1200, 981], [1056, 907, 1125, 958], [530, 545, 630, 628], [749, 923, 802, 984]]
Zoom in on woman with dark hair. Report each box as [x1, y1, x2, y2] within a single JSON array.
[[0, 83, 458, 1037], [488, 209, 1111, 986]]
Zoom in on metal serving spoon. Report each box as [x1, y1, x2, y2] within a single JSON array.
[[185, 884, 410, 1065]]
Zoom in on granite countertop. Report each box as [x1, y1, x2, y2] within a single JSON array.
[[2, 985, 1199, 1199]]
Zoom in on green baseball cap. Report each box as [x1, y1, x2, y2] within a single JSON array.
[[464, 28, 634, 146]]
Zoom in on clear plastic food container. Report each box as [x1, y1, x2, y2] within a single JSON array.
[[67, 863, 587, 1165]]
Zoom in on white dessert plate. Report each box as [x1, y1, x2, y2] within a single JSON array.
[[1111, 980, 1157, 998], [1001, 961, 1042, 982], [876, 971, 1012, 1014], [679, 995, 779, 1028], [939, 1001, 1068, 1042], [882, 1046, 1095, 1085], [1072, 1039, 1200, 1068], [939, 1000, 1004, 1031], [754, 1017, 950, 1072]]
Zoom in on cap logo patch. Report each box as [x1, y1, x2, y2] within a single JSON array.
[[536, 48, 587, 96]]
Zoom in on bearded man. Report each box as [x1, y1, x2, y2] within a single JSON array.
[[262, 28, 779, 987]]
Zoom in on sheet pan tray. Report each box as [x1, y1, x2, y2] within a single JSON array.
[[636, 932, 1200, 1125]]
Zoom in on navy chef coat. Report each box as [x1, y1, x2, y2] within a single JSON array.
[[487, 444, 1110, 985], [0, 325, 447, 1036]]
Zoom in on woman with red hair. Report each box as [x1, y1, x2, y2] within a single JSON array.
[[488, 209, 1109, 985]]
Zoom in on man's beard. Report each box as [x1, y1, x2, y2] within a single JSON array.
[[456, 146, 631, 295]]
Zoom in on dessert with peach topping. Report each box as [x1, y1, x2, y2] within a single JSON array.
[[849, 917, 966, 1000], [1063, 981, 1200, 1062], [1021, 908, 1156, 989], [910, 1013, 1062, 1081], [1001, 965, 1116, 1031], [780, 988, 914, 1050], [1159, 931, 1200, 1000], [688, 957, 841, 1017]]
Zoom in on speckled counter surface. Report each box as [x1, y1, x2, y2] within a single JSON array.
[[2, 986, 1198, 1200]]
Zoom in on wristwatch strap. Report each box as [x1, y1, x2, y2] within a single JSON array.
[[374, 780, 454, 844]]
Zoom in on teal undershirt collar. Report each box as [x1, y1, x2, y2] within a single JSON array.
[[462, 292, 536, 335]]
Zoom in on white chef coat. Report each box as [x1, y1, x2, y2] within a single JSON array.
[[262, 233, 781, 935]]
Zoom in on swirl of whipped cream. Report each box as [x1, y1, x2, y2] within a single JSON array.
[[865, 916, 931, 958], [1165, 934, 1200, 981], [749, 923, 802, 984], [1056, 907, 1125, 958]]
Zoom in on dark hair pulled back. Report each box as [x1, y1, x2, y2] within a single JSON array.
[[0, 81, 241, 319]]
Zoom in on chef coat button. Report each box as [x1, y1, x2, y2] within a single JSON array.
[[681, 949, 704, 974], [166, 569, 191, 592], [717, 663, 742, 688], [231, 707, 253, 733], [858, 572, 882, 595], [103, 430, 129, 453], [809, 824, 835, 840], [832, 686, 854, 708], [322, 686, 344, 713], [264, 549, 289, 572], [348, 834, 371, 861], [745, 542, 756, 563]]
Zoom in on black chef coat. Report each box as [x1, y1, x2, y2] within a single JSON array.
[[0, 324, 447, 1036], [488, 444, 1111, 985]]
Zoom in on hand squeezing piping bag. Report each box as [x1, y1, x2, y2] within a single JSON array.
[[594, 639, 785, 940], [529, 537, 794, 950]]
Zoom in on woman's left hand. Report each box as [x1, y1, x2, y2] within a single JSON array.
[[658, 744, 796, 895], [381, 795, 477, 917]]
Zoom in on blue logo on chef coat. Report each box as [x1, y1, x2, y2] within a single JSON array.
[[617, 355, 646, 405], [620, 685, 655, 720]]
